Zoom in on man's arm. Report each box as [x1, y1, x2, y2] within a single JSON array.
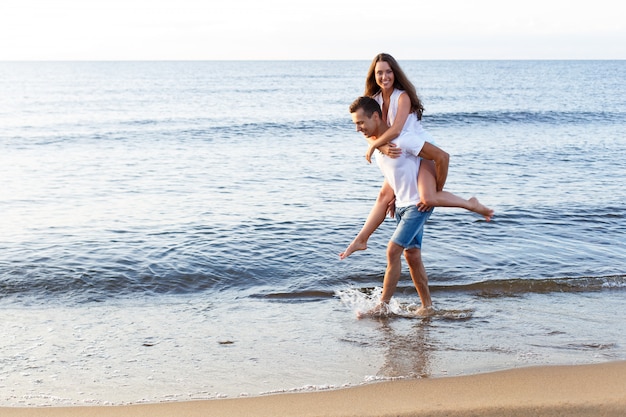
[[418, 142, 449, 191]]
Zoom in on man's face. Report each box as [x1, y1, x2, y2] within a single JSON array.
[[351, 108, 379, 138]]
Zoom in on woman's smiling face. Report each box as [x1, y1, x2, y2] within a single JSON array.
[[375, 61, 394, 91]]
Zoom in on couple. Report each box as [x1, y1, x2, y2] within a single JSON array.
[[341, 53, 493, 318]]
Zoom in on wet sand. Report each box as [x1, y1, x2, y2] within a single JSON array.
[[2, 361, 625, 417]]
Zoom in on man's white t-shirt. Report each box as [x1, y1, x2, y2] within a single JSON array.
[[374, 131, 425, 208]]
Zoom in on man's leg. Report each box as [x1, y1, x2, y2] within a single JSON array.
[[359, 240, 404, 318], [404, 248, 434, 315], [381, 241, 405, 304]]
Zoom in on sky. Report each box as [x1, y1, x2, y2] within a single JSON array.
[[0, 0, 624, 60]]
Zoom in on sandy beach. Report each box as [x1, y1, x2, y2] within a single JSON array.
[[2, 361, 624, 417]]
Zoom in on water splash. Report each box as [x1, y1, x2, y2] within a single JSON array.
[[336, 287, 476, 320]]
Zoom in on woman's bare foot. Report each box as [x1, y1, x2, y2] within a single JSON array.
[[339, 239, 368, 260], [468, 197, 494, 221]]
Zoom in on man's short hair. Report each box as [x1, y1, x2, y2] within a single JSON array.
[[349, 96, 382, 118]]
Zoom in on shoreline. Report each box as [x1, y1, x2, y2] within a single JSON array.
[[2, 361, 625, 417]]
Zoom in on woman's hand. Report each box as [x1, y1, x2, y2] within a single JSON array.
[[365, 145, 376, 163], [366, 143, 401, 163], [379, 142, 402, 159]]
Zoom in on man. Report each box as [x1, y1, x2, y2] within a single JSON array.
[[349, 96, 450, 317]]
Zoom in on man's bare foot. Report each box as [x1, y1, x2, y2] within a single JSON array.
[[357, 302, 392, 319], [339, 239, 367, 260], [468, 197, 494, 222], [415, 305, 436, 317]]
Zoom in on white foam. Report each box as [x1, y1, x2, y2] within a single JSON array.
[[336, 287, 422, 318]]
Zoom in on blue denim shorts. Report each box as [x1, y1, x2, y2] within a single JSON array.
[[390, 205, 433, 249]]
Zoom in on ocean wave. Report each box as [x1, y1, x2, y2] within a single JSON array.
[[432, 275, 626, 297], [254, 275, 626, 302], [2, 118, 353, 146], [198, 110, 622, 138], [206, 110, 623, 139], [1, 201, 624, 305], [208, 118, 352, 139], [5, 108, 621, 147], [185, 110, 622, 142], [1, 256, 624, 304], [423, 110, 624, 127], [0, 268, 228, 303]]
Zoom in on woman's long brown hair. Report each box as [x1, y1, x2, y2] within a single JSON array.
[[364, 53, 424, 120]]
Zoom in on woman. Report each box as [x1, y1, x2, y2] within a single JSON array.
[[340, 53, 493, 260]]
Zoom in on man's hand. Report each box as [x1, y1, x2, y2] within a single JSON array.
[[416, 202, 432, 212], [387, 197, 396, 218]]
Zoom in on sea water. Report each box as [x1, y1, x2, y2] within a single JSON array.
[[0, 60, 624, 406]]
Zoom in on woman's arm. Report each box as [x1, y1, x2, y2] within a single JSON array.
[[365, 138, 402, 158], [364, 92, 412, 163]]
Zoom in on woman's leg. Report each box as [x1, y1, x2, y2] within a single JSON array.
[[340, 181, 395, 259], [418, 160, 494, 221]]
